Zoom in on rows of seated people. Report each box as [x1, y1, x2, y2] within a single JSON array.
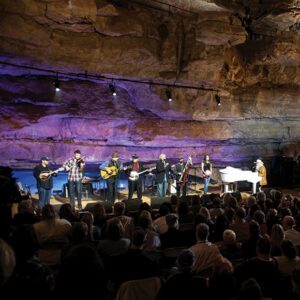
[[1, 190, 300, 299]]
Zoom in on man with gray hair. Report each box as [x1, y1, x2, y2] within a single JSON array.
[[155, 154, 171, 197]]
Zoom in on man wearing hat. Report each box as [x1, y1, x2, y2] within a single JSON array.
[[33, 156, 57, 208], [174, 155, 192, 197], [100, 152, 124, 202], [126, 154, 144, 201], [255, 158, 267, 192]]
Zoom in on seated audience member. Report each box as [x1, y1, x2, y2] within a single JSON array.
[[209, 197, 224, 221], [189, 223, 223, 273], [220, 229, 242, 261], [156, 249, 210, 300], [270, 224, 285, 256], [213, 214, 230, 242], [111, 229, 160, 286], [55, 244, 106, 298], [160, 214, 185, 249], [58, 203, 79, 224], [97, 219, 130, 257], [178, 201, 194, 224], [266, 208, 280, 234], [275, 240, 300, 276], [283, 216, 300, 247], [33, 204, 71, 265], [0, 239, 15, 289], [108, 202, 134, 239], [138, 211, 161, 251], [12, 200, 40, 227], [80, 211, 101, 241], [153, 203, 171, 235], [230, 207, 250, 243], [253, 210, 268, 236], [241, 220, 261, 259], [236, 237, 280, 298], [92, 202, 108, 230]]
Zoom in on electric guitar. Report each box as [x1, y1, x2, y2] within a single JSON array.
[[100, 166, 128, 180], [129, 167, 155, 181], [39, 168, 62, 181]]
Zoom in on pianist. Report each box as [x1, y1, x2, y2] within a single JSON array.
[[255, 159, 267, 192]]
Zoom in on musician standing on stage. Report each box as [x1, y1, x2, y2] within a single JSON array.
[[62, 150, 85, 209], [126, 154, 143, 201], [100, 152, 123, 203], [175, 155, 192, 197], [33, 156, 56, 208], [201, 155, 212, 194], [156, 154, 171, 197], [255, 158, 267, 191]]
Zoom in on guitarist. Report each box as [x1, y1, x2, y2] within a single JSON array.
[[126, 154, 143, 201], [100, 152, 123, 203], [33, 156, 57, 208]]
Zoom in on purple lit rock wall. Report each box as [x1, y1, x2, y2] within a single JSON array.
[[0, 0, 300, 168]]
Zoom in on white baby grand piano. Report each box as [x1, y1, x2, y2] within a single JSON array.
[[219, 166, 261, 194]]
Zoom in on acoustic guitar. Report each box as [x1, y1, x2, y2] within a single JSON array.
[[100, 166, 128, 180]]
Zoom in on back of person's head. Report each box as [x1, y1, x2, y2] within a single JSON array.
[[176, 249, 195, 272], [114, 202, 126, 216], [165, 214, 178, 229], [249, 204, 260, 218], [283, 215, 295, 229], [228, 196, 238, 209], [18, 200, 34, 214], [70, 222, 88, 243], [238, 278, 262, 300], [170, 195, 179, 206], [59, 203, 74, 219], [131, 229, 146, 249], [256, 191, 266, 203], [256, 237, 271, 257], [0, 239, 15, 286], [41, 204, 56, 220], [178, 201, 189, 215], [253, 210, 265, 224], [236, 207, 246, 220], [223, 229, 236, 245], [139, 202, 152, 214], [138, 211, 152, 229], [271, 224, 284, 242], [196, 223, 209, 241], [106, 219, 124, 240], [199, 207, 211, 220], [249, 220, 260, 237], [158, 203, 170, 216], [92, 202, 106, 218], [281, 240, 297, 260], [80, 212, 94, 226], [247, 196, 257, 208]]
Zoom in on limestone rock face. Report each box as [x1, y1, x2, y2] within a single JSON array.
[[0, 0, 300, 169]]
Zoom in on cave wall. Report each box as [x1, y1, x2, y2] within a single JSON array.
[[0, 0, 300, 168]]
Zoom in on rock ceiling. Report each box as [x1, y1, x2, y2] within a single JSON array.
[[0, 0, 300, 168]]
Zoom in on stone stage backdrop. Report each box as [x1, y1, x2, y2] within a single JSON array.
[[0, 0, 300, 176]]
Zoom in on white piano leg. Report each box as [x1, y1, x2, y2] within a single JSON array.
[[252, 183, 257, 194], [224, 184, 229, 193]]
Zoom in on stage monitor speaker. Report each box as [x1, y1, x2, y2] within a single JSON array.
[[150, 196, 171, 209], [122, 198, 142, 212], [84, 201, 113, 214]]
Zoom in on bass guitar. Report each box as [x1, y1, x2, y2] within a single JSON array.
[[39, 168, 62, 181], [129, 167, 155, 181], [100, 166, 128, 180]]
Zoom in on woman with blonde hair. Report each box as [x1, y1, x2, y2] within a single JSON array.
[[270, 223, 284, 256]]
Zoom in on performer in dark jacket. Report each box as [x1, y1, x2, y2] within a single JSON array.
[[156, 154, 171, 197], [126, 154, 144, 201], [174, 156, 192, 197], [33, 156, 57, 208]]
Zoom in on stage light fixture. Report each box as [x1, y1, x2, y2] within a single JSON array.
[[109, 83, 117, 96], [54, 78, 60, 92], [166, 90, 172, 102], [215, 94, 221, 106]]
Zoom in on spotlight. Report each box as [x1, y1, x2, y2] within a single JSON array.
[[54, 78, 60, 92], [166, 90, 172, 102], [109, 84, 117, 96], [215, 94, 221, 106]]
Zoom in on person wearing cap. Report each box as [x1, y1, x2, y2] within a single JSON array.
[[100, 152, 124, 202], [255, 158, 267, 192], [174, 155, 192, 197], [33, 156, 56, 208], [126, 154, 144, 201], [156, 154, 171, 197], [62, 150, 85, 209]]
